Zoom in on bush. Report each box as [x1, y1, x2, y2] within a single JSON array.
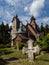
[[34, 36, 49, 51], [15, 42, 28, 49], [0, 43, 11, 48], [19, 43, 24, 49]]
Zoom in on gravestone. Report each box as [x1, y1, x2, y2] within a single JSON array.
[[22, 39, 41, 62], [27, 39, 35, 62]]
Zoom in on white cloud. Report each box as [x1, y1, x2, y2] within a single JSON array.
[[43, 17, 49, 22], [3, 20, 7, 25], [0, 0, 47, 26], [9, 22, 12, 27], [0, 6, 13, 23], [5, 0, 20, 5], [0, 7, 4, 17], [24, 7, 28, 12], [24, 0, 45, 17], [19, 16, 30, 25], [5, 11, 13, 20], [36, 17, 49, 26]]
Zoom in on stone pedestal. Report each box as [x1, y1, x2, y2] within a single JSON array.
[[28, 50, 35, 62]]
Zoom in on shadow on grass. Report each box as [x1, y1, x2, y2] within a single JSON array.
[[0, 57, 19, 65], [5, 57, 19, 61], [36, 58, 49, 62], [0, 51, 13, 56], [3, 51, 13, 55], [0, 58, 8, 65]]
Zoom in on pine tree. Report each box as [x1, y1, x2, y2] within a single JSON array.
[[44, 24, 49, 35], [0, 22, 11, 45]]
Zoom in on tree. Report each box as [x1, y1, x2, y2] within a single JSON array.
[[36, 24, 40, 33], [0, 22, 11, 45], [40, 23, 44, 32], [44, 24, 49, 35]]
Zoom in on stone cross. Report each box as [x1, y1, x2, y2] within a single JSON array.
[[27, 39, 35, 62], [22, 39, 41, 62]]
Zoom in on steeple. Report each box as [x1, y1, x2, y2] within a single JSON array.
[[11, 15, 20, 39], [30, 16, 35, 21], [30, 16, 36, 29]]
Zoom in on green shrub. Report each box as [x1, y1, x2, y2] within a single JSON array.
[[15, 42, 28, 49], [19, 43, 24, 49], [34, 36, 49, 51], [0, 43, 11, 48]]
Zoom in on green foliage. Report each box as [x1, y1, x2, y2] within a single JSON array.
[[19, 43, 28, 49], [0, 22, 11, 45], [0, 43, 11, 48], [34, 36, 49, 51], [40, 23, 49, 36], [40, 23, 44, 33], [15, 42, 28, 49], [44, 24, 49, 35], [19, 43, 25, 49]]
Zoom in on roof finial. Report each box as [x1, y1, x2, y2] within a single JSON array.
[[31, 16, 35, 21]]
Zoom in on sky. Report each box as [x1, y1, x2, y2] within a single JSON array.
[[0, 0, 49, 26]]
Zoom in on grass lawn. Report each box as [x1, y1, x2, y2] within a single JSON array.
[[0, 48, 49, 65]]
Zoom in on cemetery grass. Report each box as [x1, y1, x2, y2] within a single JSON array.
[[0, 48, 49, 65]]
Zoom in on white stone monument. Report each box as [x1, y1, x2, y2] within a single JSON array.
[[22, 39, 41, 62], [27, 39, 35, 62]]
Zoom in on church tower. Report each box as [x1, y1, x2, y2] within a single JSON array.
[[11, 15, 20, 47]]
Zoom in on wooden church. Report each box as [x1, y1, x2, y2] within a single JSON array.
[[11, 15, 39, 47]]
